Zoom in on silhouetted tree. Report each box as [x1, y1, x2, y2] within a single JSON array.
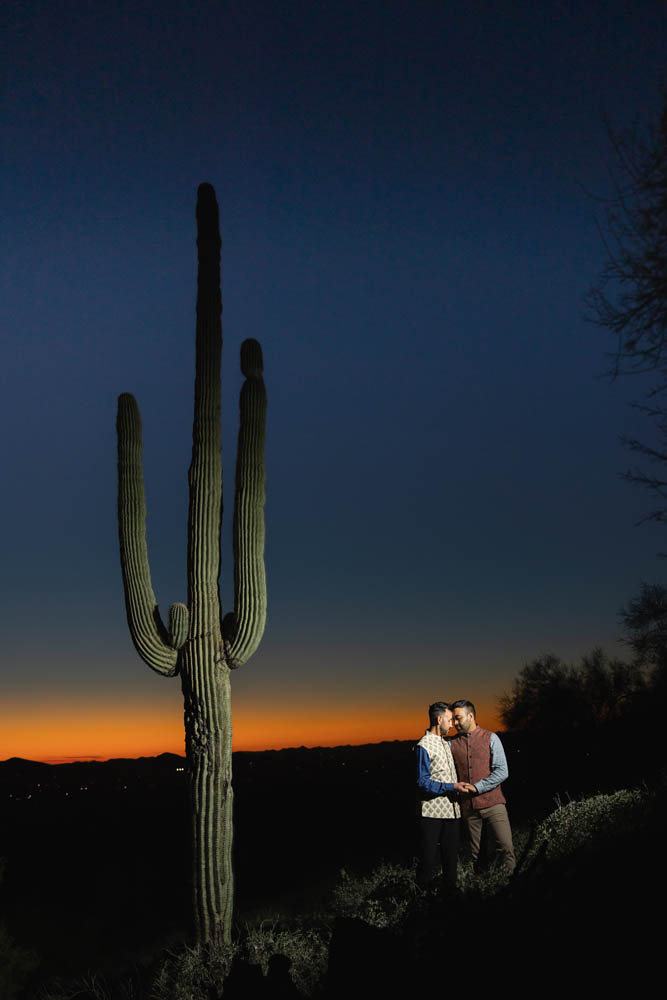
[[498, 654, 579, 731], [586, 93, 667, 524], [620, 581, 667, 664], [498, 648, 646, 732], [619, 582, 667, 710], [577, 647, 647, 724]]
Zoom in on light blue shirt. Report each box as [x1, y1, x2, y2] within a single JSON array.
[[470, 732, 509, 795]]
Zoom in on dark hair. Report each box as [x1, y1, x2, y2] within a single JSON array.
[[428, 701, 450, 727], [451, 699, 476, 718]]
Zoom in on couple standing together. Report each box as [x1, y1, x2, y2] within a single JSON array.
[[416, 700, 516, 892]]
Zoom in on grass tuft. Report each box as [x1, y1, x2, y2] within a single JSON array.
[[243, 920, 330, 996], [150, 941, 235, 1000], [331, 861, 423, 929]]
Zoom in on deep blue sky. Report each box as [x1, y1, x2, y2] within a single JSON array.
[[3, 1, 667, 757]]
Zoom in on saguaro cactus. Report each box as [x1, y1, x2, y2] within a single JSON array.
[[116, 183, 267, 944]]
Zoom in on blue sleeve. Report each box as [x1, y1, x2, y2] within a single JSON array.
[[472, 733, 508, 795], [416, 745, 455, 794]]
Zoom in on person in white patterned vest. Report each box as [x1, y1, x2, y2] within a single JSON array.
[[416, 701, 474, 892]]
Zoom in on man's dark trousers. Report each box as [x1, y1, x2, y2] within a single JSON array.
[[417, 817, 460, 891]]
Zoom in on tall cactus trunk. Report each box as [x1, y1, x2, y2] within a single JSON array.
[[181, 184, 234, 941], [116, 184, 267, 946], [182, 184, 231, 943], [182, 663, 234, 943]]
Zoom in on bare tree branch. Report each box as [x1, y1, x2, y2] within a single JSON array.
[[587, 92, 667, 528]]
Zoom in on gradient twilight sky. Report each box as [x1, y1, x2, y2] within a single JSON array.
[[3, 1, 667, 762]]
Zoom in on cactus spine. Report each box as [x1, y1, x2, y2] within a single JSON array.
[[116, 183, 267, 944]]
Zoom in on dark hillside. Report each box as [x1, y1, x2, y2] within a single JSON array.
[[0, 727, 662, 988]]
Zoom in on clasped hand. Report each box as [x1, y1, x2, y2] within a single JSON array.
[[453, 781, 477, 795]]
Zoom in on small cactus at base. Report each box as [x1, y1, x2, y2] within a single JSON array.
[[116, 183, 267, 944]]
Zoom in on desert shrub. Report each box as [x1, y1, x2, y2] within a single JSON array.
[[244, 921, 330, 996], [150, 923, 329, 999], [454, 857, 512, 897], [520, 787, 645, 871], [454, 823, 532, 898], [331, 862, 422, 929], [38, 972, 114, 1000], [150, 940, 236, 1000]]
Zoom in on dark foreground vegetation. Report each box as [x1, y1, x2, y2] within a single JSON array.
[[1, 724, 664, 999]]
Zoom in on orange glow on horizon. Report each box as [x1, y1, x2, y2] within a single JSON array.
[[2, 696, 502, 764]]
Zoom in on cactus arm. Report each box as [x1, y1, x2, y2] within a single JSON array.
[[225, 338, 267, 668], [168, 602, 190, 649], [116, 392, 180, 676]]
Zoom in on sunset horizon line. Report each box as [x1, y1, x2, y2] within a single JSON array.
[[2, 725, 509, 767], [1, 703, 502, 766], [1, 738, 417, 766]]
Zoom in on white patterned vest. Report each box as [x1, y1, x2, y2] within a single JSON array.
[[417, 731, 461, 819]]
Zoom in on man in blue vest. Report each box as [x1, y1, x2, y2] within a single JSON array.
[[416, 701, 475, 892], [449, 699, 516, 873]]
